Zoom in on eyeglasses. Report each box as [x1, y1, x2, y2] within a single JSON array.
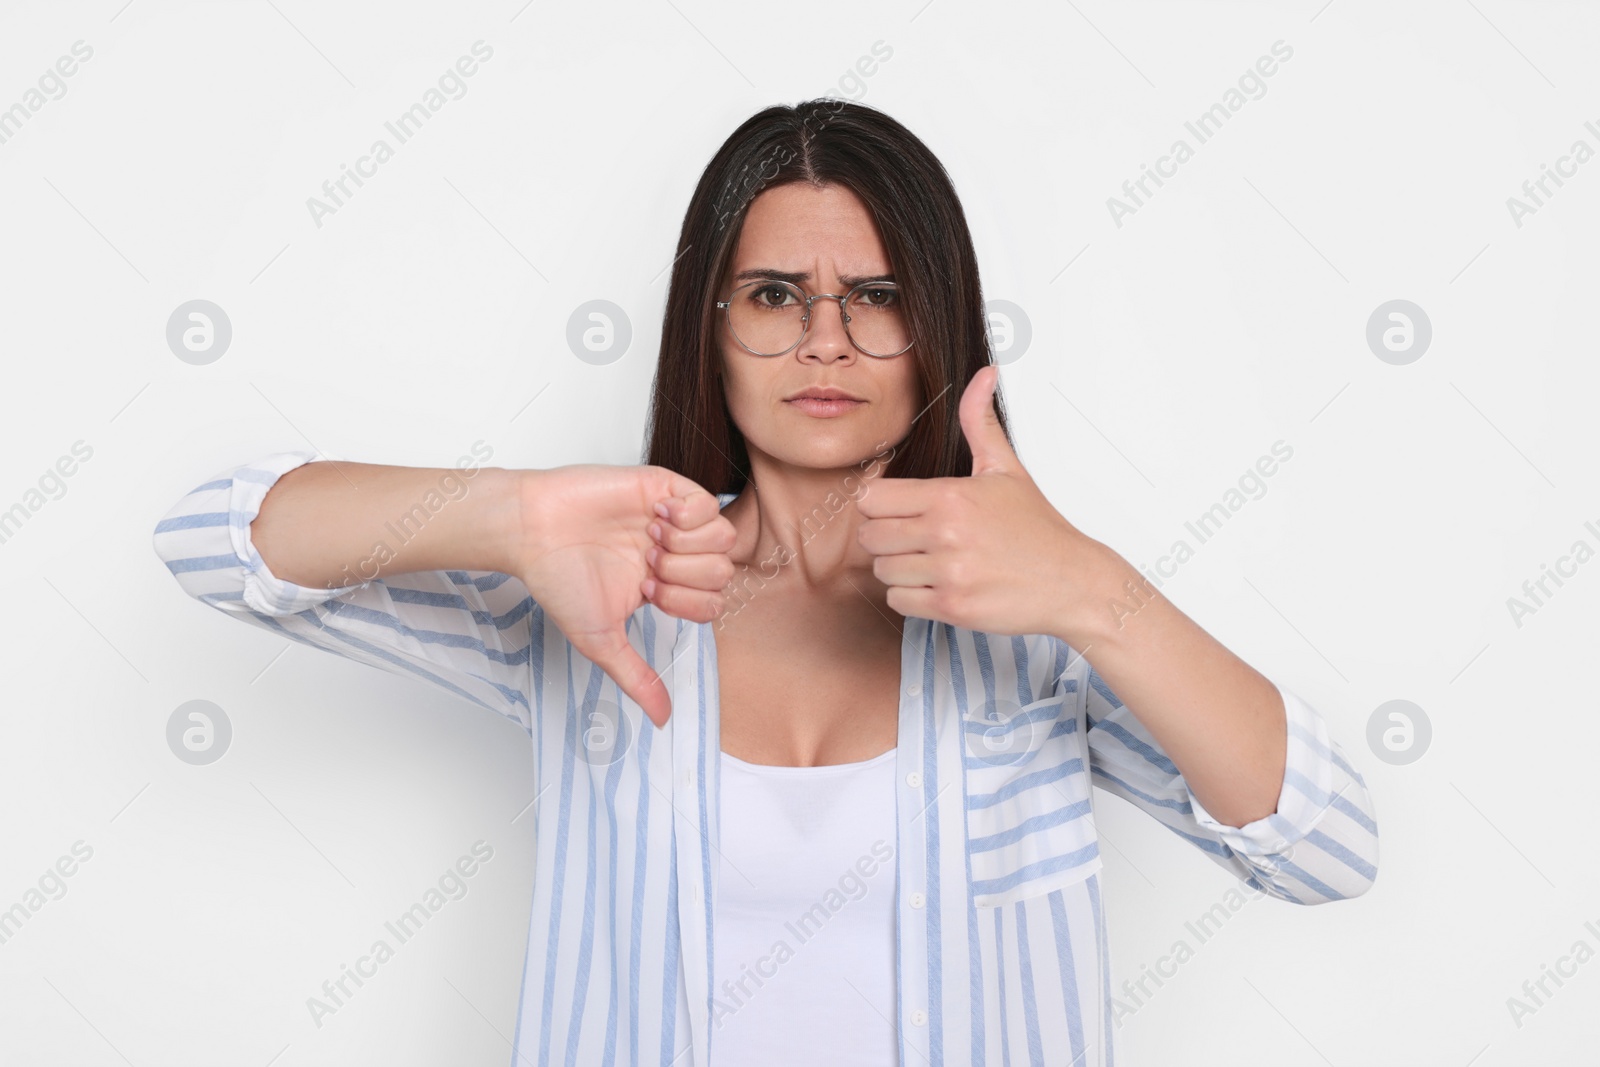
[[715, 279, 914, 358]]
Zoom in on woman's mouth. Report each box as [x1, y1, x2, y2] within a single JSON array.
[[784, 397, 865, 417]]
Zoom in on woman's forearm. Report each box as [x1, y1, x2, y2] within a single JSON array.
[[1062, 549, 1288, 829], [250, 460, 528, 590]]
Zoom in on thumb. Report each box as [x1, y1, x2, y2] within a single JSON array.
[[572, 625, 672, 730], [959, 364, 1018, 476]]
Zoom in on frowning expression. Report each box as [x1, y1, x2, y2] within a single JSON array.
[[717, 182, 921, 473]]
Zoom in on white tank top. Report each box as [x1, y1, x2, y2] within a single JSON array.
[[712, 747, 900, 1065]]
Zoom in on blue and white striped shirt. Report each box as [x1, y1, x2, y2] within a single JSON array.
[[152, 449, 1380, 1067]]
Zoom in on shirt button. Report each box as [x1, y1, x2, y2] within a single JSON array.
[[911, 1009, 928, 1027], [909, 891, 926, 909], [906, 683, 922, 697], [905, 772, 922, 789], [692, 884, 702, 903]]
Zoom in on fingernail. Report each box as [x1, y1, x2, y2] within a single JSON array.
[[647, 545, 660, 566], [642, 577, 657, 599], [649, 522, 662, 541], [655, 501, 671, 519]]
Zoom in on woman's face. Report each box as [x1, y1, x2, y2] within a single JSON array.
[[717, 181, 920, 476]]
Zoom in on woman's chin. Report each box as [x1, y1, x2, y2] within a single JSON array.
[[764, 442, 887, 473]]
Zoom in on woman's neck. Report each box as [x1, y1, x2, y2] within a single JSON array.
[[720, 465, 879, 593]]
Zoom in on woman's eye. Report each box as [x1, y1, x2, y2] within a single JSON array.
[[752, 285, 793, 307], [857, 287, 897, 307]]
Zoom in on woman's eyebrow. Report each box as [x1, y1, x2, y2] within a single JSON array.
[[732, 268, 896, 288]]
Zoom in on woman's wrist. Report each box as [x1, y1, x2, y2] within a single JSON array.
[[476, 466, 542, 578], [1051, 540, 1155, 652]]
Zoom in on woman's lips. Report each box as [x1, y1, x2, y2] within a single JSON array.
[[784, 397, 865, 417]]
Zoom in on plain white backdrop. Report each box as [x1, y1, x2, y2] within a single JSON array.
[[2, 0, 1596, 1063]]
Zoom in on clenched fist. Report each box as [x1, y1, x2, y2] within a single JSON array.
[[513, 465, 737, 727]]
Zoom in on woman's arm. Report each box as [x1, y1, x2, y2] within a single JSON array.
[[153, 450, 542, 730], [1069, 639, 1379, 903], [855, 366, 1377, 898], [1063, 551, 1290, 829], [153, 449, 735, 727], [248, 454, 525, 590]]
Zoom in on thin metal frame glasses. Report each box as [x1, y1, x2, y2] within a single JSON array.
[[715, 279, 915, 358]]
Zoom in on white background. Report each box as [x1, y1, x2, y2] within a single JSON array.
[[2, 0, 1596, 1064]]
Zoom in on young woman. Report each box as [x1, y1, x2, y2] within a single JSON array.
[[153, 99, 1378, 1067]]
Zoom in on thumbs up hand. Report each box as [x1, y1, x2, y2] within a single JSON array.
[[856, 365, 1116, 642]]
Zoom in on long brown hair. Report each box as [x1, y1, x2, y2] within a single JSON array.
[[643, 98, 1012, 495]]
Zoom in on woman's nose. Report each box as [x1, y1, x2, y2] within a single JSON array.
[[799, 298, 854, 361]]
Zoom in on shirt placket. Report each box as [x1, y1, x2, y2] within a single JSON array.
[[896, 615, 934, 1065], [671, 621, 714, 1067]]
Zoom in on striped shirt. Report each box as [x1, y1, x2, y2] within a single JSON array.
[[152, 449, 1380, 1067]]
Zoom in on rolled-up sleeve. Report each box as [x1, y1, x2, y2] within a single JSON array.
[[155, 449, 367, 612], [153, 450, 540, 732], [1077, 650, 1379, 904]]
